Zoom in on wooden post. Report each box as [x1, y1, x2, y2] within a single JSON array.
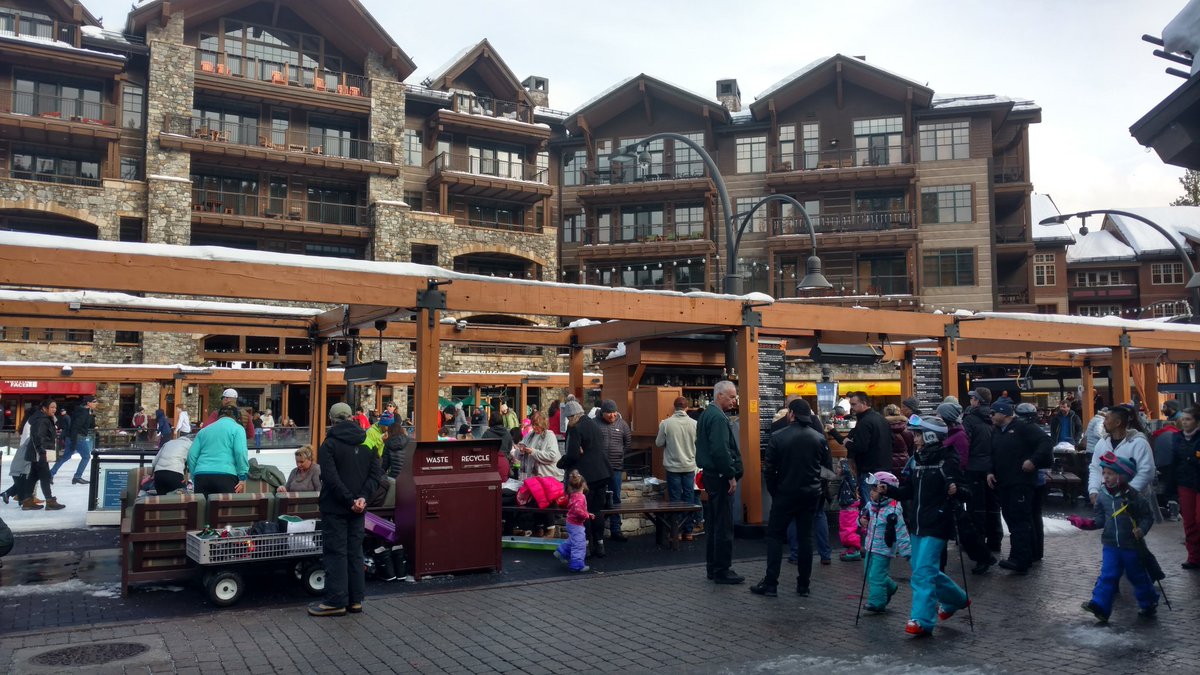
[[519, 381, 529, 419], [939, 337, 958, 401], [1111, 343, 1131, 407], [569, 347, 584, 399], [309, 339, 328, 454], [1143, 363, 1161, 420], [415, 302, 441, 442], [280, 383, 290, 426], [735, 325, 762, 525], [900, 350, 914, 400], [1081, 363, 1094, 423]]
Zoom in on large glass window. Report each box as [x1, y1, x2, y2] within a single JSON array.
[[536, 151, 549, 184], [191, 173, 259, 215], [853, 117, 903, 166], [119, 157, 141, 181], [617, 137, 664, 180], [14, 77, 104, 120], [404, 129, 423, 166], [620, 205, 664, 241], [921, 185, 972, 223], [193, 105, 259, 145], [1077, 305, 1121, 318], [675, 260, 707, 292], [778, 125, 795, 170], [736, 135, 767, 173], [121, 84, 144, 130], [918, 121, 970, 161], [674, 204, 705, 239], [856, 189, 906, 213], [1033, 253, 1056, 286], [11, 150, 100, 186], [923, 248, 975, 287], [621, 265, 665, 290], [309, 121, 357, 160], [673, 133, 705, 178], [0, 8, 54, 39], [1074, 270, 1125, 287], [306, 185, 361, 226], [562, 150, 585, 186], [469, 144, 524, 179], [1151, 262, 1185, 285], [467, 202, 525, 229], [802, 123, 820, 169], [562, 213, 581, 243], [735, 196, 767, 233]]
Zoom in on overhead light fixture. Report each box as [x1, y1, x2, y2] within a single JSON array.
[[807, 343, 883, 365], [797, 255, 833, 290]]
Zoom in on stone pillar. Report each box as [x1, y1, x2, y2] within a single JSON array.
[[95, 382, 121, 428], [144, 13, 194, 246], [366, 52, 407, 262]]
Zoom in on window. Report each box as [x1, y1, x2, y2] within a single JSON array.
[[918, 121, 970, 161], [672, 133, 705, 178], [562, 214, 581, 243], [781, 200, 820, 234], [468, 203, 524, 229], [411, 244, 438, 265], [923, 248, 975, 287], [120, 157, 141, 181], [802, 123, 819, 169], [621, 265, 665, 290], [306, 185, 361, 225], [562, 150, 585, 186], [1033, 253, 1056, 286], [11, 150, 100, 186], [735, 197, 767, 233], [619, 205, 664, 241], [1077, 305, 1121, 318], [305, 243, 361, 259], [121, 84, 144, 130], [617, 137, 664, 179], [674, 204, 705, 239], [855, 189, 905, 213], [1151, 262, 1185, 285], [191, 173, 259, 215], [308, 120, 357, 160], [403, 129, 423, 166], [921, 185, 972, 223], [778, 125, 795, 169], [271, 111, 289, 147], [1074, 270, 1124, 287], [193, 105, 259, 145], [675, 260, 706, 292], [469, 144, 524, 178], [1149, 300, 1190, 318], [536, 151, 549, 183], [1036, 304, 1058, 315], [115, 331, 142, 345], [13, 77, 104, 120], [119, 218, 143, 242], [404, 190, 424, 212], [736, 136, 766, 173], [0, 9, 54, 39], [595, 209, 611, 244], [853, 117, 903, 166]]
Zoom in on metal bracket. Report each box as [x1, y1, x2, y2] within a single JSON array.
[[741, 306, 763, 328], [944, 322, 960, 339], [1119, 332, 1132, 348], [416, 289, 447, 312]]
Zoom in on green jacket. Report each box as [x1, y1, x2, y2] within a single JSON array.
[[696, 403, 742, 480], [365, 425, 385, 457], [501, 410, 520, 430]]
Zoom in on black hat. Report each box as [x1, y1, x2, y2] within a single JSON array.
[[788, 398, 812, 419], [600, 399, 619, 414]]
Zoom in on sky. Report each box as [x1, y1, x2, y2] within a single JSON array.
[[86, 0, 1195, 213]]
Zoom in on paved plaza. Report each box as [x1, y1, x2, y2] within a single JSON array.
[[1, 512, 1198, 674]]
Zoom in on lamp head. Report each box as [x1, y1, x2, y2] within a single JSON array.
[[797, 255, 833, 291]]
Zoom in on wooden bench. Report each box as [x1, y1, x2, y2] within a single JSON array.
[[1045, 471, 1083, 503], [503, 498, 701, 550]]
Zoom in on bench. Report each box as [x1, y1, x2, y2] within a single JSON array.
[[1045, 471, 1083, 503], [503, 498, 701, 550]]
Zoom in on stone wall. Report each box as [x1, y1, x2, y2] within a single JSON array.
[[139, 332, 202, 416], [144, 12, 194, 246], [0, 179, 145, 241]]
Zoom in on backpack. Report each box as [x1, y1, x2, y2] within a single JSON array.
[[246, 458, 286, 490]]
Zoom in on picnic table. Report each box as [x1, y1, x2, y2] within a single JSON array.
[[503, 497, 701, 550]]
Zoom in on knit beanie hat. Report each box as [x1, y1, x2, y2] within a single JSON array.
[[936, 401, 963, 425], [1099, 451, 1137, 482], [902, 397, 922, 413]]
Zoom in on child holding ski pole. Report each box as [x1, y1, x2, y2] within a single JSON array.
[[1070, 452, 1159, 622], [860, 471, 911, 613]]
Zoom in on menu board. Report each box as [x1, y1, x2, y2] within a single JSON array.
[[758, 343, 787, 450], [912, 348, 943, 412], [100, 466, 130, 510]]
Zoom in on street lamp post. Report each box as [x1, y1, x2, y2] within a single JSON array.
[[612, 134, 830, 295]]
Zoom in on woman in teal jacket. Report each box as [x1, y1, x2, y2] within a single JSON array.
[[188, 405, 249, 496]]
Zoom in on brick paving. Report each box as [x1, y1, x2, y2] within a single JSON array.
[[2, 517, 1199, 674]]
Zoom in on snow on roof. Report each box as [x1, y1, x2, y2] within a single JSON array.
[[0, 290, 324, 317], [416, 42, 479, 87], [0, 232, 777, 305], [570, 74, 719, 118], [1107, 207, 1200, 256], [1066, 229, 1136, 263], [0, 30, 126, 60], [571, 75, 637, 115], [755, 55, 929, 102], [534, 106, 569, 121], [1030, 193, 1074, 242], [930, 94, 1040, 112], [975, 311, 1200, 335], [1163, 0, 1200, 76]]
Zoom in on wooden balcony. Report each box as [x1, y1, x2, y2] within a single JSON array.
[[426, 152, 552, 205], [1068, 284, 1139, 301], [575, 164, 714, 204], [767, 146, 915, 189], [193, 51, 371, 115], [190, 188, 369, 242], [576, 225, 714, 263], [430, 93, 547, 145], [0, 88, 120, 146], [768, 211, 917, 252], [159, 114, 399, 177]]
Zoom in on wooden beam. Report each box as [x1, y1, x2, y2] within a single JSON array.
[[0, 300, 312, 337], [569, 347, 584, 399], [735, 325, 763, 524], [640, 78, 652, 124], [414, 303, 441, 442], [309, 339, 327, 454], [629, 363, 646, 391], [1111, 345, 1131, 406], [900, 351, 914, 400], [1143, 363, 1161, 420], [1081, 364, 1094, 422], [573, 320, 722, 346], [940, 337, 959, 400], [835, 60, 844, 109], [957, 339, 1072, 358]]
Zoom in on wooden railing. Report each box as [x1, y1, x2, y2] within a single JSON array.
[[1, 87, 116, 126], [195, 50, 370, 98], [770, 210, 914, 236], [162, 114, 394, 163], [190, 188, 368, 227], [429, 152, 548, 183], [772, 145, 911, 172]]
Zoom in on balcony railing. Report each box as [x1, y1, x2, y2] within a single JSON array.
[[779, 273, 911, 298], [450, 92, 534, 123], [162, 114, 394, 163], [195, 50, 370, 98], [995, 223, 1028, 244], [582, 221, 707, 245], [191, 188, 367, 227], [7, 167, 101, 187], [1, 87, 116, 126], [0, 21, 79, 47], [772, 145, 912, 172], [993, 158, 1026, 184], [770, 210, 915, 236], [1068, 284, 1139, 301], [582, 160, 710, 186], [998, 285, 1030, 305], [430, 152, 547, 183]]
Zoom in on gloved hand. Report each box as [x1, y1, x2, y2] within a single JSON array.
[[1067, 514, 1099, 530]]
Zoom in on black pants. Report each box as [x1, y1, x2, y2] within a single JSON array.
[[1032, 484, 1046, 562], [194, 474, 238, 497], [703, 472, 736, 575], [585, 477, 611, 547], [4, 475, 24, 500], [950, 499, 993, 564], [322, 511, 365, 608], [967, 470, 1004, 551], [154, 470, 186, 494], [27, 458, 53, 500], [764, 490, 818, 590], [998, 483, 1034, 569]]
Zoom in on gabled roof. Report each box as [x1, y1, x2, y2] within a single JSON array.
[[1066, 229, 1136, 264], [564, 73, 731, 133], [128, 0, 415, 80], [46, 0, 101, 27], [420, 39, 530, 105], [1030, 193, 1075, 243], [1106, 207, 1200, 256], [748, 54, 934, 121]]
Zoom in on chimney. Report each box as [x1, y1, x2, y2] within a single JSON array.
[[716, 79, 741, 113], [522, 75, 550, 108]]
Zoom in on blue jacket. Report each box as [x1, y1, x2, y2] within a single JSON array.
[[188, 416, 249, 479], [1092, 486, 1154, 550]]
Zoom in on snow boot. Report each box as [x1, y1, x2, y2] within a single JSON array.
[[373, 546, 396, 581], [389, 545, 407, 579], [45, 497, 65, 511], [21, 498, 44, 511]]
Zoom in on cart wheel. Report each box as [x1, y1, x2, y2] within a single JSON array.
[[292, 560, 305, 581], [206, 570, 244, 607], [302, 562, 325, 596]]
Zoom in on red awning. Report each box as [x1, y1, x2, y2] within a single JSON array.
[[0, 381, 98, 395]]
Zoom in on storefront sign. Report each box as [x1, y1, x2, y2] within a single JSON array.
[[758, 343, 787, 451], [912, 348, 943, 412]]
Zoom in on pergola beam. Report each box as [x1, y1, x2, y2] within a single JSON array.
[[572, 320, 725, 347]]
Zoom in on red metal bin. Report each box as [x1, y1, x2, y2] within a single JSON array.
[[394, 439, 502, 579]]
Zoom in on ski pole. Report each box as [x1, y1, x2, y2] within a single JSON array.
[[855, 499, 874, 627], [951, 497, 976, 633]]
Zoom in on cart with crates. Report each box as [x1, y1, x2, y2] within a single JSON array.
[[186, 526, 325, 607]]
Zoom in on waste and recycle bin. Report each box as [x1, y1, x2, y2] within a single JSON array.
[[395, 438, 502, 579]]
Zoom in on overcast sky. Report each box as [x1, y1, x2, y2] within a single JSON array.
[[90, 0, 1193, 213]]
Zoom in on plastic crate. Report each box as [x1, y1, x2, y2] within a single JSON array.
[[186, 530, 323, 565]]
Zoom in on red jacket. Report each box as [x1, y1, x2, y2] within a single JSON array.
[[516, 475, 565, 509]]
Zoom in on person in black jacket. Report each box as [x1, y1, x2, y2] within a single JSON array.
[[828, 391, 891, 505], [24, 399, 66, 510], [963, 387, 1003, 555], [381, 418, 408, 479], [559, 400, 611, 558], [751, 399, 832, 598], [879, 416, 969, 637], [1049, 400, 1083, 447], [309, 402, 382, 617], [986, 400, 1052, 575], [52, 395, 96, 485]]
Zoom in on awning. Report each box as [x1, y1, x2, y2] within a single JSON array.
[[0, 380, 98, 395], [787, 380, 901, 397]]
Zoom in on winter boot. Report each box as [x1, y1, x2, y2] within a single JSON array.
[[21, 498, 44, 511], [373, 546, 396, 581], [45, 497, 65, 511], [389, 545, 407, 579]]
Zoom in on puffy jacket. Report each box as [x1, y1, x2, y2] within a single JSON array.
[[596, 414, 631, 472], [1172, 430, 1200, 492], [26, 410, 57, 462], [1084, 414, 1106, 453], [317, 420, 382, 516], [187, 416, 250, 479], [382, 432, 409, 479], [885, 442, 966, 540], [1152, 424, 1180, 475], [764, 421, 830, 498], [863, 498, 911, 558], [1092, 486, 1154, 550], [885, 415, 914, 474], [834, 408, 891, 475], [962, 404, 994, 473], [561, 415, 611, 484], [482, 424, 514, 458], [991, 417, 1053, 487], [1050, 411, 1083, 445], [516, 475, 565, 509], [943, 425, 969, 471], [1089, 431, 1155, 496], [696, 403, 743, 480]]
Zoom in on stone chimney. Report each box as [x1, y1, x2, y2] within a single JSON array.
[[716, 79, 741, 113], [522, 75, 550, 108]]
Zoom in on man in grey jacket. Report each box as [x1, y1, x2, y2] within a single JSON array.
[[597, 399, 632, 541], [656, 396, 699, 539]]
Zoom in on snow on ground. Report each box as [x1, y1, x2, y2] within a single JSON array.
[[0, 447, 300, 533], [0, 578, 120, 598]]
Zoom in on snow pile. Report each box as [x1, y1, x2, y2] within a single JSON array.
[[1066, 229, 1136, 263], [0, 579, 120, 598], [605, 342, 627, 359], [0, 289, 324, 317], [567, 318, 601, 328], [1164, 0, 1200, 76]]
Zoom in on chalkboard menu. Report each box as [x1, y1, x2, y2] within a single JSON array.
[[912, 348, 943, 412], [100, 466, 130, 510], [759, 343, 787, 450]]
